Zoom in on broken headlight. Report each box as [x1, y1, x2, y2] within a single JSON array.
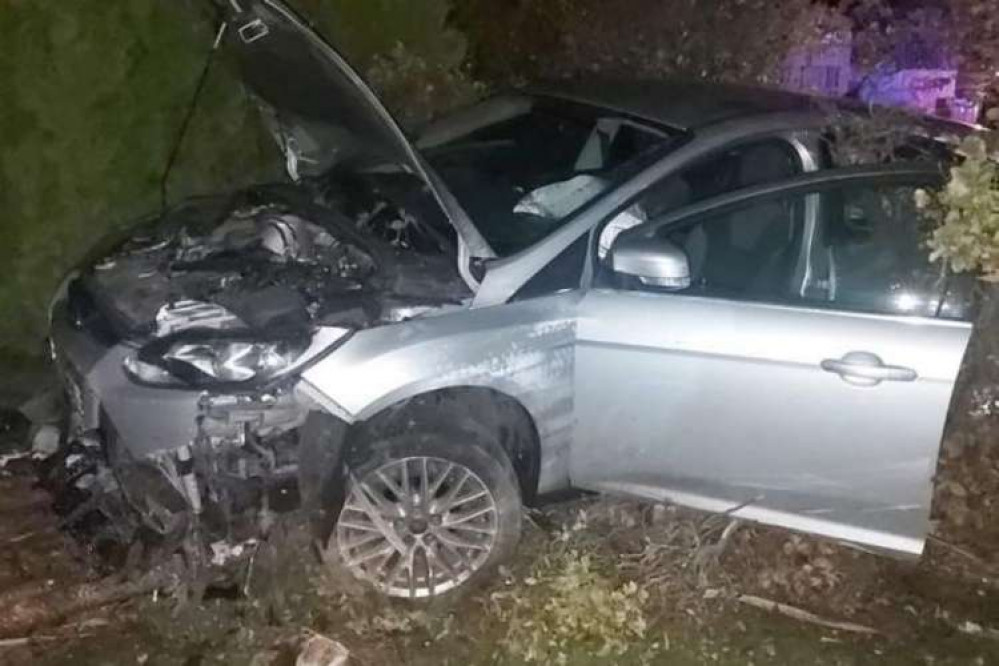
[[124, 333, 314, 388]]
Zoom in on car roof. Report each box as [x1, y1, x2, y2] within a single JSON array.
[[531, 79, 858, 132]]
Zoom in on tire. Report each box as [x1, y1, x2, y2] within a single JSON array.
[[326, 426, 522, 600]]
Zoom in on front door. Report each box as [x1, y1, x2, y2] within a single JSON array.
[[571, 172, 972, 554]]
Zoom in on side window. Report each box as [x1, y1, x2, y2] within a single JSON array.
[[813, 185, 947, 318], [643, 139, 802, 219], [597, 139, 802, 260], [617, 180, 957, 319], [659, 192, 808, 302], [679, 140, 802, 205]]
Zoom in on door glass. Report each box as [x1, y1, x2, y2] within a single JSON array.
[[658, 194, 808, 301], [598, 139, 802, 260], [677, 140, 802, 205], [814, 185, 948, 318], [636, 181, 955, 318]]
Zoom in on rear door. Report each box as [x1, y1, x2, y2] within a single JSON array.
[[571, 168, 973, 555]]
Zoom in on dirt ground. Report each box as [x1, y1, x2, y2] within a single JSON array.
[[1, 471, 998, 666], [2, 365, 999, 665]]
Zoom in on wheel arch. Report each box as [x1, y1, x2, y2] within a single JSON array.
[[345, 386, 543, 504]]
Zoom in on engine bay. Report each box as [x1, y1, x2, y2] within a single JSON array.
[[80, 177, 471, 343]]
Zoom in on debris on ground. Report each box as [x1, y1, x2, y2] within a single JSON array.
[[488, 546, 654, 664], [957, 620, 999, 641], [2, 471, 999, 664], [295, 634, 350, 666]]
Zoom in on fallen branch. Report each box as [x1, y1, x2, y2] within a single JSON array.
[[715, 520, 741, 550], [737, 594, 879, 635], [691, 519, 742, 587], [698, 496, 760, 531]]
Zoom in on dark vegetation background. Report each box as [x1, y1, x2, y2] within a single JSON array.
[[1, 0, 995, 361], [0, 0, 476, 359], [1, 4, 999, 661], [0, 0, 837, 359], [0, 1, 274, 357]]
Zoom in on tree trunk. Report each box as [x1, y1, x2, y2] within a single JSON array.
[[947, 283, 999, 448], [932, 283, 999, 558]]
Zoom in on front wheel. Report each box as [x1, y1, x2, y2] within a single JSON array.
[[332, 431, 522, 599]]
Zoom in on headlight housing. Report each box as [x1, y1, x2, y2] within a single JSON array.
[[123, 328, 350, 388]]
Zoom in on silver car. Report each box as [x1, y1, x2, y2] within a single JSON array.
[[45, 0, 975, 599]]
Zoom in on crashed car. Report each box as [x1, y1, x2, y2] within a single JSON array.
[[46, 0, 978, 599]]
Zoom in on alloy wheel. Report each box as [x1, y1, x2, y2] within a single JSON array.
[[336, 456, 500, 598]]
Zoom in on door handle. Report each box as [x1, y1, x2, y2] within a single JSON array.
[[820, 351, 918, 387]]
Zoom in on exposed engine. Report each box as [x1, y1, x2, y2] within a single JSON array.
[[85, 185, 469, 338]]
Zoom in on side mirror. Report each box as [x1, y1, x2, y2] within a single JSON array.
[[610, 234, 691, 290]]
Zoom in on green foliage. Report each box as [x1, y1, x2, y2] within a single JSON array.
[[489, 549, 656, 664], [0, 0, 276, 356], [0, 0, 476, 356], [921, 135, 999, 279]]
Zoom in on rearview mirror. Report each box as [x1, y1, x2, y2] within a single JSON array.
[[611, 235, 691, 290]]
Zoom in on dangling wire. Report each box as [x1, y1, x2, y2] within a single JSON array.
[[160, 22, 229, 216]]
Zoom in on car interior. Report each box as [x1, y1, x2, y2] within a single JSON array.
[[425, 102, 674, 256], [814, 184, 945, 317], [598, 140, 806, 298], [675, 143, 803, 296]]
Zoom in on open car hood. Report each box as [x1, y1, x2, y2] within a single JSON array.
[[211, 0, 494, 259]]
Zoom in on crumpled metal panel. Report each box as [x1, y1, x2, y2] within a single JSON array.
[[301, 291, 581, 494]]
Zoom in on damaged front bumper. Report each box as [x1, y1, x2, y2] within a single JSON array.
[[51, 297, 202, 457], [47, 293, 351, 564]]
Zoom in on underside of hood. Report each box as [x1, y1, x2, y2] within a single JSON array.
[[208, 0, 494, 259]]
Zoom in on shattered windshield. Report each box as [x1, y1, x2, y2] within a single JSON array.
[[422, 97, 681, 257]]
